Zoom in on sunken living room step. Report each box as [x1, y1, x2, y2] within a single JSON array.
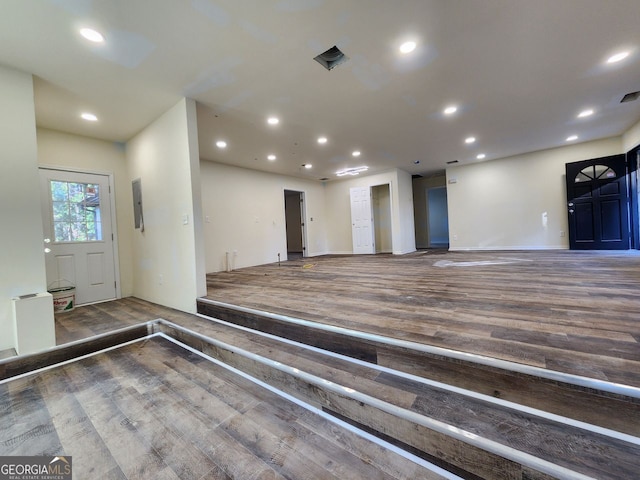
[[196, 298, 640, 439], [161, 314, 640, 480]]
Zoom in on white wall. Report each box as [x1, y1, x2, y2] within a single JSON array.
[[623, 118, 640, 152], [0, 67, 50, 351], [37, 128, 134, 297], [396, 168, 417, 254], [325, 169, 416, 255], [446, 137, 622, 250], [126, 98, 205, 312], [200, 161, 328, 272]]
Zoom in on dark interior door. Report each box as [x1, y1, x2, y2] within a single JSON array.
[[565, 154, 629, 250]]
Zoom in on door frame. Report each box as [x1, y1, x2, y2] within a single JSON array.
[[371, 183, 392, 253], [426, 185, 449, 248], [283, 189, 308, 258], [628, 145, 640, 250], [565, 154, 630, 250], [39, 166, 121, 301]]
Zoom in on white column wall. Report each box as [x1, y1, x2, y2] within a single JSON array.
[[126, 98, 205, 312], [0, 67, 50, 351], [324, 168, 416, 255]]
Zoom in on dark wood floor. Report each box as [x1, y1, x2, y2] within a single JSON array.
[[204, 250, 640, 388], [2, 332, 441, 480]]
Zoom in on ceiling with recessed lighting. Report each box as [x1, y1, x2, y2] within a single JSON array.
[[1, 0, 640, 181]]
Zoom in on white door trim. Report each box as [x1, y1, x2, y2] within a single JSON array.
[[39, 166, 121, 301]]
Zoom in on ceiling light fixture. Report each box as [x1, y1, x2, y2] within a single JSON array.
[[476, 153, 486, 160], [267, 154, 276, 161], [352, 150, 361, 157], [607, 51, 630, 64], [577, 109, 594, 118], [399, 41, 417, 54], [566, 135, 578, 142], [317, 136, 328, 144], [336, 166, 369, 177], [303, 164, 312, 169], [79, 27, 105, 43], [443, 105, 458, 115], [81, 112, 98, 122], [216, 140, 227, 148], [465, 136, 476, 144], [267, 116, 279, 125]]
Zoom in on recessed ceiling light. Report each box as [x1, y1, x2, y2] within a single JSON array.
[[399, 41, 417, 54], [80, 28, 105, 43], [303, 164, 312, 169], [577, 109, 594, 118], [267, 154, 276, 161], [465, 136, 476, 144], [352, 150, 361, 157], [317, 136, 328, 144], [443, 105, 458, 115], [267, 116, 279, 125], [216, 140, 227, 148], [566, 135, 579, 142], [81, 112, 98, 122], [476, 153, 486, 160], [607, 51, 630, 64]]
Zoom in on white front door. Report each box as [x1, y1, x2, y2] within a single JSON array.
[[350, 186, 375, 254], [40, 169, 117, 305]]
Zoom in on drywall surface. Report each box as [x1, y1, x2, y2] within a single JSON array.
[[324, 169, 416, 255], [446, 137, 622, 250], [623, 118, 640, 152], [37, 128, 134, 297], [200, 161, 328, 272], [126, 98, 204, 312], [0, 67, 50, 351]]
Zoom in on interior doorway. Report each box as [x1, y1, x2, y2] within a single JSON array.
[[372, 184, 392, 253], [284, 190, 306, 259], [427, 186, 449, 248]]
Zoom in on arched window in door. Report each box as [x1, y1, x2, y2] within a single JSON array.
[[574, 164, 617, 183]]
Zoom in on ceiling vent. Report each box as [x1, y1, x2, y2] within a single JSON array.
[[446, 160, 459, 165], [314, 45, 348, 71], [621, 90, 640, 103]]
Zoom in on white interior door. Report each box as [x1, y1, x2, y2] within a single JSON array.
[[350, 186, 375, 254], [40, 169, 117, 305]]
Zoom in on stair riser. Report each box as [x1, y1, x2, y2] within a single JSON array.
[[197, 300, 640, 437], [160, 322, 578, 480]]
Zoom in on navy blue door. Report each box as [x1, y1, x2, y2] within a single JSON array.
[[565, 154, 629, 250]]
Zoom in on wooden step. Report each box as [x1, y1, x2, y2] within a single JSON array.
[[6, 311, 639, 479], [156, 315, 640, 480], [196, 298, 640, 439], [1, 331, 449, 480]]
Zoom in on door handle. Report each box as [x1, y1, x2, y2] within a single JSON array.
[[568, 202, 574, 207], [569, 209, 574, 214]]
